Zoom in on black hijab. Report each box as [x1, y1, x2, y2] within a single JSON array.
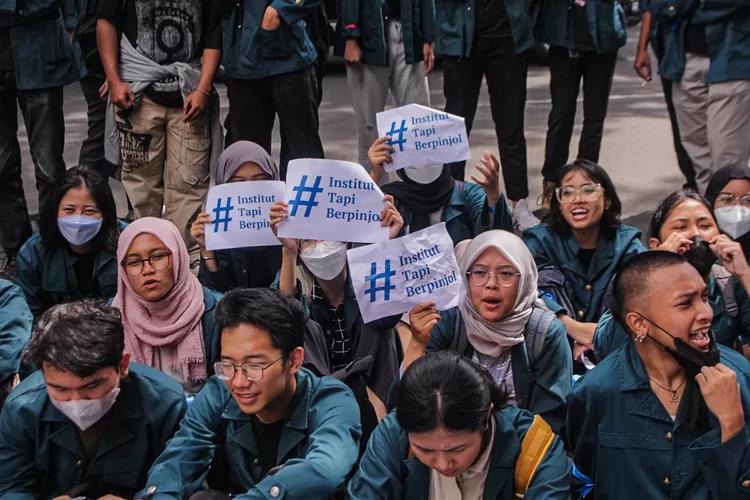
[[381, 166, 455, 233], [704, 164, 750, 257]]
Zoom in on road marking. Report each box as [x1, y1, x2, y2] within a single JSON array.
[[524, 92, 665, 106]]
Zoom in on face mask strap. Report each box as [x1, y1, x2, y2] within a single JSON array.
[[634, 313, 677, 349]]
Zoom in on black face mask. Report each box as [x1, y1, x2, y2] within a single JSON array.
[[683, 235, 717, 277]]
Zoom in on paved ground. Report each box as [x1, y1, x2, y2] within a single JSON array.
[[15, 25, 678, 243]]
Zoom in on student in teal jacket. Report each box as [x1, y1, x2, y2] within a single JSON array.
[[0, 279, 32, 407], [348, 351, 570, 499], [137, 288, 362, 500], [0, 301, 186, 499], [568, 251, 750, 499]]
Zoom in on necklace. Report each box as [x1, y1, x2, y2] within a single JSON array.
[[649, 377, 687, 403]]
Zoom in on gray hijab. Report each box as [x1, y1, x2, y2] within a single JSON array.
[[215, 141, 279, 184]]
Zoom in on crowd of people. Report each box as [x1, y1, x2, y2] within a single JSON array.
[[0, 0, 749, 498]]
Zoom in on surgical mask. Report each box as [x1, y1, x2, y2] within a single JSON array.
[[300, 241, 348, 280], [403, 165, 443, 185], [683, 235, 717, 277], [57, 215, 103, 246], [49, 386, 121, 431], [714, 205, 750, 240]]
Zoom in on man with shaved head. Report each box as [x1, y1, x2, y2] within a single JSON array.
[[566, 251, 750, 499]]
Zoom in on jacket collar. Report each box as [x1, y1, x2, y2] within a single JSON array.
[[619, 342, 676, 425], [560, 231, 616, 279]]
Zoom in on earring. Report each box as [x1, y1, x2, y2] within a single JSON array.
[[635, 335, 646, 343]]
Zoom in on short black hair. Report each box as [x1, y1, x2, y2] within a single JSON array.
[[22, 301, 125, 377], [649, 189, 711, 240], [396, 351, 507, 434], [215, 288, 306, 355], [39, 166, 120, 254], [546, 160, 623, 240], [612, 251, 689, 326]]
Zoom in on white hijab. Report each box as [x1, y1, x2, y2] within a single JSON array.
[[455, 231, 545, 357]]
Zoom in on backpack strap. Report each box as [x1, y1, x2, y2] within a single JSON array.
[[712, 264, 738, 317], [524, 306, 555, 368], [514, 415, 556, 497]]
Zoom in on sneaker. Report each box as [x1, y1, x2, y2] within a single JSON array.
[[512, 199, 541, 232], [0, 252, 17, 281], [536, 180, 557, 209]]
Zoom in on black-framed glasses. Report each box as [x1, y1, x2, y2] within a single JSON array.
[[213, 355, 284, 382], [466, 267, 520, 287], [121, 252, 172, 276], [715, 193, 750, 207], [555, 183, 604, 204]]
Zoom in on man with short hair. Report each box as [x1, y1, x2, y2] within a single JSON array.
[[0, 301, 187, 499], [138, 288, 361, 500]]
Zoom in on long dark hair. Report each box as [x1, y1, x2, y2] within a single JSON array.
[[649, 189, 711, 241], [546, 160, 623, 240], [39, 166, 120, 254], [396, 351, 507, 434]]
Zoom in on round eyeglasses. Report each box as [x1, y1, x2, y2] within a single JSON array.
[[121, 252, 172, 277], [715, 193, 750, 207], [213, 355, 284, 382], [555, 183, 604, 204], [466, 268, 520, 287]]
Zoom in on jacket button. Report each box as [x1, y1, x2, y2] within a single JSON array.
[[253, 458, 261, 466], [237, 24, 242, 29], [665, 432, 673, 441], [742, 480, 750, 488], [663, 477, 671, 486], [147, 486, 156, 494], [270, 486, 280, 497], [669, 5, 675, 11], [577, 310, 584, 318], [295, 0, 301, 4], [76, 459, 83, 467], [585, 284, 592, 291], [242, 269, 247, 274]]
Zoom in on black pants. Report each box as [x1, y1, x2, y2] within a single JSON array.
[[542, 48, 618, 182], [660, 76, 696, 189], [78, 75, 118, 178], [224, 65, 325, 180], [443, 37, 529, 201], [0, 71, 65, 253]]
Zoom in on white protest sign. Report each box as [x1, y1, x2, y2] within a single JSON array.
[[347, 223, 464, 323], [204, 181, 285, 250], [277, 159, 390, 243], [376, 103, 471, 172]]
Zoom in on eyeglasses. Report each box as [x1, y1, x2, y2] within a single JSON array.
[[120, 252, 172, 276], [555, 184, 604, 204], [466, 267, 520, 287], [213, 355, 284, 382], [715, 193, 750, 207]]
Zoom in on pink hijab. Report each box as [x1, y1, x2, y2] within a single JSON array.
[[112, 217, 207, 382]]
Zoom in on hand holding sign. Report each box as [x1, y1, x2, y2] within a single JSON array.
[[269, 200, 299, 252], [409, 301, 442, 345]]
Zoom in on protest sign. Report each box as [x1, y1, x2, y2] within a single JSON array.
[[205, 181, 285, 250], [347, 223, 464, 323], [376, 103, 471, 172], [277, 159, 390, 243]]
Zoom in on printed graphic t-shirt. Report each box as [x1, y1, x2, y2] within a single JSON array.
[[98, 0, 222, 108]]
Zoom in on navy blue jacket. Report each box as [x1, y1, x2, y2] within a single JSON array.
[[537, 0, 627, 54], [0, 280, 32, 383]]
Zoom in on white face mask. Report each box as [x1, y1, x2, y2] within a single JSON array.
[[403, 165, 443, 185], [714, 205, 750, 239], [300, 241, 348, 280], [57, 215, 103, 246], [49, 386, 121, 431]]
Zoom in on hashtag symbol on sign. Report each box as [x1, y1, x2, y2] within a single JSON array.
[[365, 260, 397, 302], [288, 175, 324, 218], [386, 120, 408, 152], [212, 197, 235, 233]]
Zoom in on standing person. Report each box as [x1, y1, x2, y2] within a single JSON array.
[[436, 0, 539, 230], [336, 0, 435, 171], [218, 0, 325, 180], [0, 0, 85, 280], [97, 0, 223, 267], [537, 0, 627, 207]]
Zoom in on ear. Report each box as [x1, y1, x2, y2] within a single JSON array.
[[119, 352, 131, 378], [286, 347, 305, 375], [624, 312, 649, 340], [648, 237, 661, 250]]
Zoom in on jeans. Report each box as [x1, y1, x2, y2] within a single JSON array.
[[443, 37, 529, 201], [224, 65, 324, 180], [78, 75, 118, 177], [542, 48, 618, 182], [0, 70, 65, 253]]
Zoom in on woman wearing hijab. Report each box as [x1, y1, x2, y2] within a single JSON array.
[[190, 141, 282, 291], [368, 137, 513, 245], [403, 230, 572, 434], [705, 164, 750, 260], [114, 217, 223, 394]]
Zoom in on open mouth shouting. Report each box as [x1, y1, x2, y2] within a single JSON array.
[[482, 296, 502, 311], [570, 206, 589, 222], [688, 327, 711, 351]]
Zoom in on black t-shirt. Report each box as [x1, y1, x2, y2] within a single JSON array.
[[253, 418, 285, 479], [684, 22, 708, 56], [0, 28, 13, 71], [71, 250, 101, 298], [98, 0, 222, 108], [571, 4, 596, 53], [578, 248, 596, 273], [77, 0, 105, 79], [385, 0, 400, 19], [475, 0, 511, 39]]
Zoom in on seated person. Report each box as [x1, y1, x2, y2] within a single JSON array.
[[369, 136, 513, 244], [113, 217, 223, 394], [705, 164, 750, 261], [567, 251, 750, 499], [0, 279, 32, 410], [0, 301, 186, 499], [137, 288, 362, 500], [523, 160, 644, 364], [348, 350, 570, 499], [404, 230, 572, 434], [16, 166, 124, 317], [191, 141, 283, 292]]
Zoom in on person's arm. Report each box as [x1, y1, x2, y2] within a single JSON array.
[[0, 282, 32, 382], [634, 11, 653, 80], [347, 415, 408, 499], [13, 246, 44, 318], [61, 0, 78, 38], [401, 302, 446, 372], [96, 16, 136, 109], [197, 250, 235, 292], [0, 397, 40, 499]]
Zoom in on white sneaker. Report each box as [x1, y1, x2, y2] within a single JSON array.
[[512, 199, 541, 232]]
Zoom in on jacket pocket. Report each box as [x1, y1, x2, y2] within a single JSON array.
[[255, 23, 301, 61], [38, 16, 75, 65]]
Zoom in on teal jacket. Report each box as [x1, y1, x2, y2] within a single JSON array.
[[567, 340, 750, 499], [0, 280, 32, 383], [0, 363, 187, 500], [393, 184, 514, 247], [433, 0, 537, 57], [648, 0, 750, 83], [537, 0, 627, 53], [347, 408, 570, 499], [335, 0, 435, 66], [425, 307, 573, 435], [523, 224, 645, 323], [137, 368, 362, 500]]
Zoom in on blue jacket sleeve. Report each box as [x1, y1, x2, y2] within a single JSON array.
[[522, 227, 554, 270], [529, 318, 572, 435], [0, 281, 32, 382], [270, 0, 323, 26], [0, 391, 40, 499], [339, 0, 361, 38], [424, 307, 458, 353], [14, 244, 43, 318], [463, 184, 513, 236], [593, 311, 630, 360], [419, 0, 436, 43], [734, 280, 750, 346], [61, 0, 78, 30], [198, 251, 236, 293]]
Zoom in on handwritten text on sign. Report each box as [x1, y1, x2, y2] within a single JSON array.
[[347, 223, 464, 323]]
